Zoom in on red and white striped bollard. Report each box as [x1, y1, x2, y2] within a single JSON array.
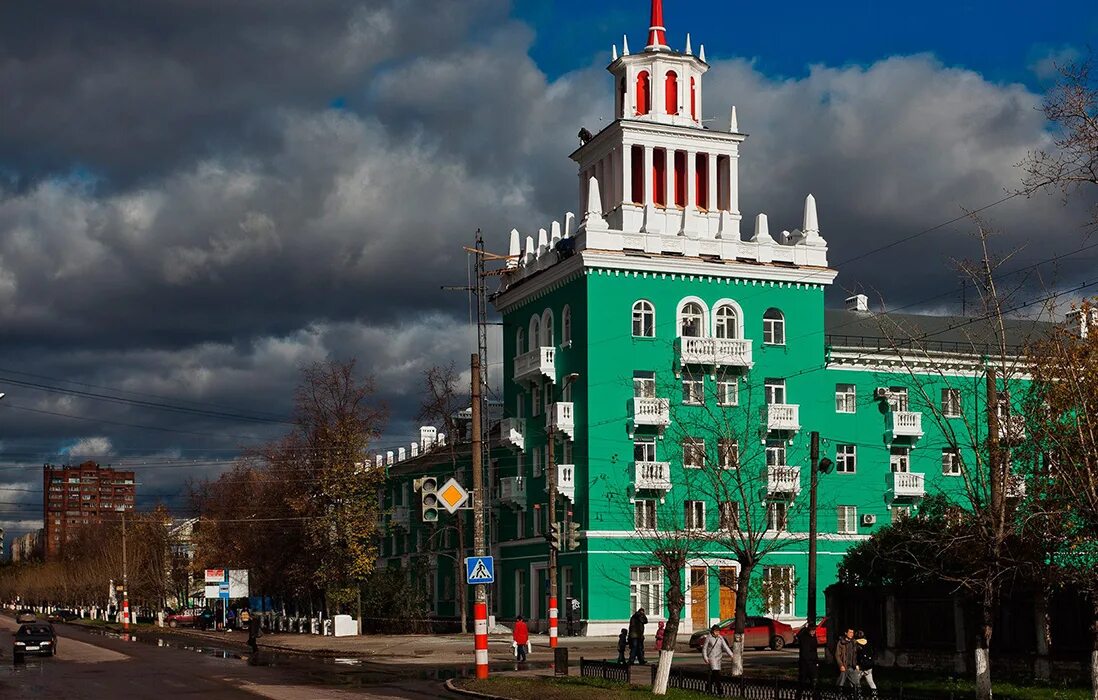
[[548, 596, 558, 648], [473, 601, 489, 679]]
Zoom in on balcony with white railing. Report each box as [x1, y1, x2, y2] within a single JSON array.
[[887, 471, 926, 500], [998, 415, 1026, 442], [547, 402, 575, 441], [767, 465, 802, 496], [513, 347, 555, 385], [499, 476, 527, 508], [546, 464, 576, 502], [675, 337, 754, 369], [634, 461, 673, 491], [500, 417, 524, 451], [390, 506, 410, 529], [765, 404, 800, 432], [887, 411, 924, 441], [630, 397, 671, 429]]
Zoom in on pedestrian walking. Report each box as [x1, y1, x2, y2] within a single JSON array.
[[654, 621, 666, 652], [617, 628, 628, 664], [513, 615, 529, 663], [247, 610, 261, 654], [854, 630, 878, 696], [627, 607, 648, 664], [835, 627, 859, 687], [702, 625, 734, 695], [796, 624, 819, 698]]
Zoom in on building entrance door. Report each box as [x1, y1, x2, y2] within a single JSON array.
[[718, 567, 737, 619], [690, 567, 708, 630]]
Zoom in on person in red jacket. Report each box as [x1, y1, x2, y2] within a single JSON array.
[[513, 615, 529, 662]]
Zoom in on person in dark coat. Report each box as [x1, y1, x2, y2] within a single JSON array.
[[627, 607, 648, 664], [796, 624, 819, 696], [855, 631, 878, 695], [247, 610, 261, 653], [617, 628, 628, 664], [835, 627, 858, 686]]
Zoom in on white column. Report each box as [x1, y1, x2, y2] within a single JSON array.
[[622, 144, 633, 204], [686, 150, 697, 207], [596, 158, 607, 211], [729, 154, 740, 214], [644, 146, 654, 205]]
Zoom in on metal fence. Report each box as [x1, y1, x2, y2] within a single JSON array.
[[649, 667, 974, 700], [579, 658, 631, 683]]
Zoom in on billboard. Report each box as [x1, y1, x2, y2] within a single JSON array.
[[204, 569, 226, 583], [202, 569, 249, 600]]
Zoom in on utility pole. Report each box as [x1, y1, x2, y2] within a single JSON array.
[[986, 368, 1004, 540], [471, 353, 489, 679], [807, 431, 819, 627], [547, 409, 559, 649], [121, 508, 130, 632]]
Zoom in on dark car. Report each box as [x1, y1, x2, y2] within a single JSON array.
[[13, 623, 57, 661], [46, 609, 78, 623], [15, 609, 37, 624], [689, 616, 796, 652], [794, 616, 829, 647]]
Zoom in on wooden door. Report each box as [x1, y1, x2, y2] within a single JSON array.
[[718, 567, 737, 620], [690, 567, 708, 629]]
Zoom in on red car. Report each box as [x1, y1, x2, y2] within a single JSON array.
[[794, 616, 829, 646], [165, 608, 211, 628], [689, 615, 796, 651]]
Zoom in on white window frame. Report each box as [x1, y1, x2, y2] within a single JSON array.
[[766, 501, 788, 531], [766, 443, 787, 467], [632, 300, 655, 338], [634, 439, 656, 463], [677, 298, 708, 338], [713, 303, 741, 339], [762, 566, 795, 617], [763, 308, 785, 345], [835, 384, 856, 413], [633, 371, 655, 398], [516, 328, 525, 356], [683, 438, 706, 469], [718, 501, 740, 530], [529, 316, 541, 350], [837, 506, 858, 534], [836, 444, 856, 474], [630, 566, 662, 616], [892, 506, 912, 523], [684, 500, 706, 530], [888, 387, 910, 412], [541, 309, 554, 347], [942, 388, 961, 418], [561, 305, 572, 346], [718, 439, 739, 469], [634, 499, 657, 530], [716, 372, 739, 406], [764, 378, 786, 405], [682, 378, 704, 405], [533, 448, 542, 477], [890, 447, 910, 473], [942, 448, 961, 476], [531, 385, 542, 417]]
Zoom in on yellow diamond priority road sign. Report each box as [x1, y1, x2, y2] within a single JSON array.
[[437, 478, 469, 514]]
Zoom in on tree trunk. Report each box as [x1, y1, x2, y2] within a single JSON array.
[[731, 564, 753, 676], [1034, 588, 1051, 682], [1090, 595, 1098, 700], [652, 571, 686, 695], [975, 591, 995, 700]]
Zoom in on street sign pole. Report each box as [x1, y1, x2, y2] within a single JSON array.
[[470, 354, 489, 679]]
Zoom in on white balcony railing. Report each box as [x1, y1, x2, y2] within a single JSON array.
[[887, 471, 926, 499], [676, 337, 754, 369], [998, 415, 1026, 442], [499, 476, 527, 508], [546, 464, 576, 502], [887, 411, 924, 440], [513, 347, 556, 385], [631, 397, 671, 428], [767, 465, 802, 496], [390, 506, 410, 528], [765, 404, 800, 432], [635, 461, 672, 491], [500, 417, 524, 451], [547, 402, 575, 441]]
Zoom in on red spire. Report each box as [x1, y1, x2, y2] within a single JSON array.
[[646, 0, 668, 50]]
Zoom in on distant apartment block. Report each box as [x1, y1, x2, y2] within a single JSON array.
[[43, 461, 135, 558]]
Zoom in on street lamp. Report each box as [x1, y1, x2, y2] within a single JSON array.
[[116, 506, 129, 631]]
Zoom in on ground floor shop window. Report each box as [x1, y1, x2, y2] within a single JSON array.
[[630, 566, 662, 615]]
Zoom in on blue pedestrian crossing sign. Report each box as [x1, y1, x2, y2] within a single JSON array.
[[465, 556, 495, 585]]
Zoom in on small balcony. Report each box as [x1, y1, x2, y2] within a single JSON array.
[[500, 417, 525, 451], [887, 471, 926, 500], [499, 476, 527, 509], [887, 411, 924, 441], [675, 337, 754, 369], [767, 465, 802, 496], [998, 415, 1026, 442], [630, 397, 671, 430], [390, 506, 410, 529], [513, 347, 556, 385], [765, 404, 800, 432], [547, 402, 575, 441], [635, 461, 672, 491], [546, 464, 576, 503]]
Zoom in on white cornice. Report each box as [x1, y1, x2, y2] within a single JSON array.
[[494, 254, 585, 313], [827, 348, 1033, 379], [582, 251, 837, 286]]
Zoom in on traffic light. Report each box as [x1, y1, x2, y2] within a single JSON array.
[[548, 522, 563, 551], [566, 521, 582, 550], [414, 476, 439, 522]]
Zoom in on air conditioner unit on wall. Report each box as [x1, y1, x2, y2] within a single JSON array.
[[874, 387, 889, 400], [861, 514, 877, 526]]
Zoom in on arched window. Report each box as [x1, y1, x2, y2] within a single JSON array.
[[714, 304, 739, 339], [636, 71, 651, 116], [680, 302, 705, 338], [541, 310, 554, 347], [529, 316, 541, 349], [632, 300, 655, 338], [665, 71, 679, 115], [690, 77, 697, 121], [763, 308, 785, 345], [562, 305, 572, 345], [516, 328, 525, 356]]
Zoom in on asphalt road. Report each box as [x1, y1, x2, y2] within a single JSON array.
[[0, 616, 460, 699]]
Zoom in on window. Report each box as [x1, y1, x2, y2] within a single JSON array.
[[632, 300, 655, 337], [683, 438, 706, 468], [541, 310, 554, 347], [890, 447, 910, 473], [533, 506, 544, 536], [892, 506, 912, 523], [633, 371, 655, 398], [531, 385, 542, 416], [718, 501, 740, 530], [837, 506, 858, 534], [630, 566, 662, 615], [635, 499, 657, 529], [716, 372, 738, 406], [679, 302, 705, 337], [664, 71, 679, 115], [836, 444, 857, 474], [766, 442, 787, 467], [685, 501, 705, 530], [516, 509, 525, 537], [543, 386, 553, 415], [714, 304, 739, 339], [516, 328, 525, 356], [561, 306, 571, 345], [764, 378, 786, 405], [942, 448, 961, 475], [533, 447, 542, 477], [515, 570, 527, 617], [887, 387, 909, 412], [682, 378, 703, 404], [942, 388, 961, 417], [835, 384, 856, 413], [516, 394, 525, 419], [635, 71, 651, 116], [634, 439, 656, 463], [766, 502, 788, 530], [718, 439, 739, 469], [762, 566, 795, 617], [763, 308, 785, 345], [516, 452, 525, 478], [529, 316, 541, 349]]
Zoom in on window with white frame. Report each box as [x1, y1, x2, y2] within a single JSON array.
[[714, 304, 739, 339], [634, 439, 656, 463], [835, 384, 856, 413], [679, 301, 706, 337], [682, 378, 704, 404], [516, 509, 525, 537], [887, 387, 909, 412], [766, 442, 787, 467], [562, 305, 572, 345], [763, 308, 785, 345], [766, 501, 788, 530], [632, 300, 655, 338], [718, 501, 740, 530], [836, 444, 856, 473], [531, 385, 541, 416], [717, 372, 739, 405], [633, 371, 655, 398], [543, 386, 553, 415], [764, 378, 786, 405], [630, 566, 662, 615], [533, 506, 545, 536], [942, 448, 961, 475], [762, 566, 795, 617], [516, 452, 525, 478], [516, 328, 525, 356], [562, 439, 573, 465], [892, 506, 912, 523], [837, 506, 858, 534], [942, 388, 961, 417], [515, 569, 527, 617], [685, 500, 705, 530], [890, 447, 910, 472], [683, 438, 706, 468], [533, 448, 542, 477], [718, 439, 739, 469], [634, 499, 657, 530], [541, 309, 554, 347], [529, 316, 541, 349]]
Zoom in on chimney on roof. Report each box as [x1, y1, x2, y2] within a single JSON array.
[[419, 426, 438, 451], [846, 294, 869, 313]]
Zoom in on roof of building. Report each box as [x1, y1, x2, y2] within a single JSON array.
[[824, 309, 1058, 355]]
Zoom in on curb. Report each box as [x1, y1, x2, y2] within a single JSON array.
[[444, 678, 513, 700]]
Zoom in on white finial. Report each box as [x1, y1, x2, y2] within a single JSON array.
[[623, 35, 630, 55], [375, 455, 383, 468], [386, 451, 394, 466], [717, 210, 731, 239], [537, 228, 548, 257], [524, 236, 535, 264], [410, 442, 419, 457], [803, 194, 819, 234], [564, 212, 575, 238], [397, 447, 406, 462], [508, 228, 521, 268], [751, 213, 774, 243], [685, 33, 692, 55], [699, 44, 706, 63], [583, 177, 607, 227], [730, 106, 738, 132], [550, 221, 562, 245], [612, 45, 619, 61]]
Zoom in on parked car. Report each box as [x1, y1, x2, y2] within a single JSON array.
[[689, 616, 796, 651], [13, 623, 57, 661], [165, 607, 215, 629], [47, 609, 78, 623], [793, 616, 829, 647], [15, 609, 37, 624]]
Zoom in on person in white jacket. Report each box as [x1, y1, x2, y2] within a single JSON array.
[[702, 625, 734, 694]]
